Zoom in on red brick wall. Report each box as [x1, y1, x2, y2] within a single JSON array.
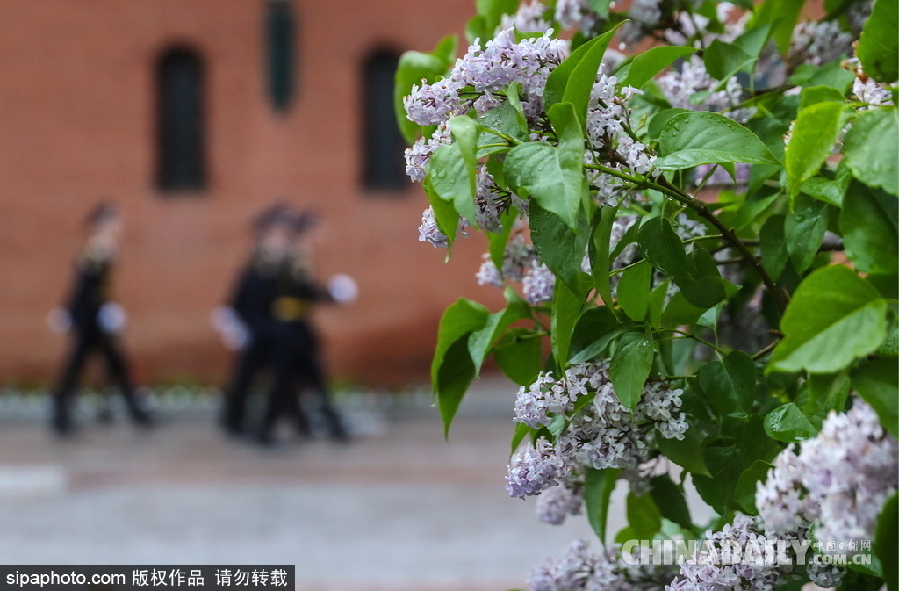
[[0, 0, 504, 387]]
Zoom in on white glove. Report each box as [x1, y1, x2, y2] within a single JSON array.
[[98, 303, 127, 334], [211, 306, 249, 350], [47, 307, 72, 334], [328, 274, 358, 304]]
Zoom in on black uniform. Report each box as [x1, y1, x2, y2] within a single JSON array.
[[52, 246, 148, 434], [221, 249, 313, 436], [258, 253, 347, 444]]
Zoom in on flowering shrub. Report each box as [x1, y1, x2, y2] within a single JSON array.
[[396, 0, 898, 588]]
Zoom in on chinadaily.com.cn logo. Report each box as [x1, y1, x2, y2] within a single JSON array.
[[618, 538, 874, 567]]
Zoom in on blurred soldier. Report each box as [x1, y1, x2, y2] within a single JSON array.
[[257, 210, 356, 447], [50, 203, 151, 436], [216, 204, 312, 437]]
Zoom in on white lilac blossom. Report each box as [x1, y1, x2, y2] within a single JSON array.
[[418, 207, 449, 249], [619, 0, 663, 47], [853, 76, 895, 108], [499, 1, 552, 34], [807, 561, 846, 589], [512, 363, 687, 474], [536, 484, 584, 525], [507, 437, 567, 498], [656, 56, 753, 123], [756, 399, 898, 547], [404, 122, 451, 182], [475, 233, 541, 287], [789, 20, 854, 69], [404, 28, 569, 128], [475, 256, 503, 287], [586, 66, 660, 187], [555, 0, 599, 33], [694, 162, 751, 186], [666, 514, 787, 590], [523, 264, 557, 305], [529, 539, 677, 591]]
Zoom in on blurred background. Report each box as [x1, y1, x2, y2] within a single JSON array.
[[0, 1, 608, 589]]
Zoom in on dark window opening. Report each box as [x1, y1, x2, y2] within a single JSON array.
[[156, 47, 206, 192], [362, 51, 407, 192], [267, 0, 296, 110]]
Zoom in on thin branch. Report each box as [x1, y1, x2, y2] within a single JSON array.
[[752, 339, 782, 360]]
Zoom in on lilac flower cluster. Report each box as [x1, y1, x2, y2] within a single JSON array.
[[853, 76, 895, 108], [404, 28, 568, 128], [665, 514, 787, 590], [528, 539, 677, 591], [694, 162, 751, 186], [499, 1, 551, 34], [586, 67, 659, 196], [656, 56, 752, 123], [506, 437, 567, 498], [756, 399, 898, 548], [508, 362, 687, 495], [554, 0, 599, 33], [788, 20, 854, 69], [476, 233, 540, 286], [536, 483, 584, 525], [523, 263, 557, 305]]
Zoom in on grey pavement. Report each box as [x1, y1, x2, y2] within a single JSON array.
[[0, 377, 618, 591]]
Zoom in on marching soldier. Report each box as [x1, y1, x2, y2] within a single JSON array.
[[217, 204, 312, 437], [256, 210, 356, 447], [50, 203, 150, 436]]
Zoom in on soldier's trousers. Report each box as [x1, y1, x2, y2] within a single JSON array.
[[52, 328, 147, 432], [261, 322, 345, 439]]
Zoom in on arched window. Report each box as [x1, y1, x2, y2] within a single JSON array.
[[266, 0, 297, 110], [155, 47, 206, 192], [361, 51, 407, 192]]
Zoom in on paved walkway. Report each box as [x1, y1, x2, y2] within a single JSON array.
[[0, 378, 610, 591]]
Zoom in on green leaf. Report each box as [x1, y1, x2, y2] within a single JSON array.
[[487, 206, 519, 270], [842, 108, 899, 196], [623, 46, 698, 89], [568, 306, 626, 364], [423, 176, 460, 246], [468, 288, 531, 371], [394, 38, 456, 143], [657, 424, 711, 476], [626, 492, 662, 539], [703, 40, 753, 82], [504, 103, 588, 229], [759, 213, 788, 282], [609, 331, 654, 409], [770, 265, 889, 373], [698, 351, 757, 419], [531, 202, 591, 296], [754, 0, 805, 53], [428, 143, 477, 226], [586, 0, 612, 18], [857, 0, 899, 83], [474, 0, 520, 38], [436, 337, 478, 438], [764, 402, 819, 442], [799, 85, 846, 110], [650, 475, 693, 530], [592, 206, 619, 308], [785, 101, 849, 201], [585, 467, 620, 543], [552, 279, 584, 367], [801, 161, 851, 207], [785, 195, 832, 273], [734, 460, 772, 515], [875, 493, 898, 591], [662, 291, 707, 326], [510, 422, 532, 456], [840, 181, 899, 275], [789, 60, 856, 92], [432, 298, 489, 387], [656, 112, 781, 170], [617, 261, 652, 321], [852, 357, 899, 437], [637, 216, 694, 283], [731, 22, 774, 64], [478, 99, 529, 145], [545, 23, 623, 120], [494, 328, 544, 386], [692, 443, 742, 515], [648, 108, 691, 141], [680, 249, 738, 309]]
